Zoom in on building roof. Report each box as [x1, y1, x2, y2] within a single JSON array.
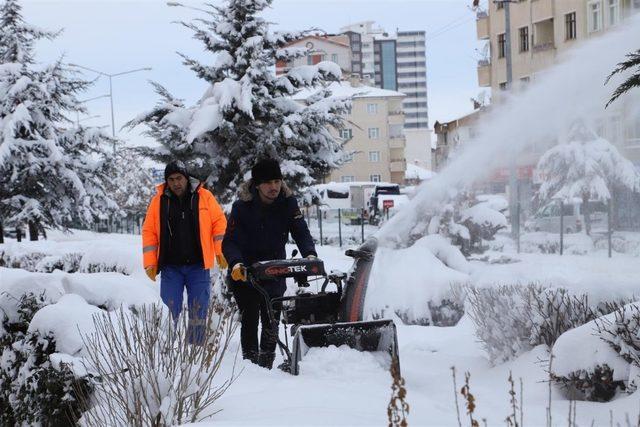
[[292, 81, 405, 101], [287, 35, 350, 49], [433, 108, 484, 133]]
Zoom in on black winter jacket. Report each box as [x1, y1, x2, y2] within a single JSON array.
[[222, 181, 317, 296]]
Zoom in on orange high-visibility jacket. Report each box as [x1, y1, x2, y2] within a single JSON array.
[[142, 182, 227, 270]]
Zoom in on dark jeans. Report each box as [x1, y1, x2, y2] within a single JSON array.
[[160, 264, 211, 345], [231, 283, 282, 357]]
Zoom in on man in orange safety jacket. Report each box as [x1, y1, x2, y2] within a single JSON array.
[[142, 160, 227, 344]]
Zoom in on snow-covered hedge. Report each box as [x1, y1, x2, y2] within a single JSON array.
[[366, 235, 469, 326], [466, 284, 627, 364], [0, 293, 92, 425], [550, 303, 640, 401], [0, 240, 140, 275]]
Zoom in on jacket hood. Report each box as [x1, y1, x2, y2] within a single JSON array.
[[238, 179, 292, 202]]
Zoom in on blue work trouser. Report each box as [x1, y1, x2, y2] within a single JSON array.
[[160, 264, 211, 345]]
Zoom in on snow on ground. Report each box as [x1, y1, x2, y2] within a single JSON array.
[[1, 230, 640, 425]]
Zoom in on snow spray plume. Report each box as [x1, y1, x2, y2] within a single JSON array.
[[377, 15, 640, 248]]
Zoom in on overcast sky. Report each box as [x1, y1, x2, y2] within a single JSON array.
[[23, 0, 485, 145]]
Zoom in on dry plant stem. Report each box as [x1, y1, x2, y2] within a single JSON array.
[[451, 366, 462, 427]]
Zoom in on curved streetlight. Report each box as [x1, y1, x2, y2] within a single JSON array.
[[68, 63, 152, 151]]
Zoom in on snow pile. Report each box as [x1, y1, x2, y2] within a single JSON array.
[[28, 294, 103, 356], [551, 303, 640, 401], [0, 269, 66, 322], [366, 235, 469, 325]]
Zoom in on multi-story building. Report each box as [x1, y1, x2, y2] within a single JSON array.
[[341, 22, 432, 171], [476, 0, 640, 228], [276, 35, 352, 76], [433, 109, 483, 172], [294, 80, 407, 184]]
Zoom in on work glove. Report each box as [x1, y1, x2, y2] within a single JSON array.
[[145, 266, 157, 282], [231, 263, 247, 282], [216, 254, 228, 269]]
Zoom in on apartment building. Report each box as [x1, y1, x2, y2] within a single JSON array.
[[294, 80, 407, 184], [276, 35, 352, 76], [476, 0, 640, 228], [341, 22, 432, 170], [433, 109, 483, 172]]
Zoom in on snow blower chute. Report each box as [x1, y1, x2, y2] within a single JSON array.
[[246, 238, 399, 375]]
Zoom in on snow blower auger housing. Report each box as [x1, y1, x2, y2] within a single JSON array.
[[246, 238, 400, 376]]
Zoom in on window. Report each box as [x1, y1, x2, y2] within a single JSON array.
[[519, 27, 529, 52], [497, 1, 504, 10], [607, 0, 620, 26], [369, 151, 380, 162], [368, 128, 380, 139], [497, 33, 506, 58], [306, 55, 313, 65], [370, 174, 381, 182], [341, 175, 355, 183], [367, 103, 378, 114], [331, 53, 339, 62], [499, 82, 508, 91], [588, 1, 602, 32], [565, 12, 577, 40], [520, 76, 530, 88], [340, 128, 353, 140]]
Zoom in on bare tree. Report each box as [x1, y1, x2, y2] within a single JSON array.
[[77, 301, 239, 426]]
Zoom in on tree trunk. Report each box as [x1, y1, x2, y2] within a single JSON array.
[[582, 193, 591, 236], [0, 221, 3, 244], [28, 220, 39, 241], [16, 227, 22, 242]]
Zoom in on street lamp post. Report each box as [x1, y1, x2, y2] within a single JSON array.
[[68, 63, 152, 152], [494, 0, 520, 250]]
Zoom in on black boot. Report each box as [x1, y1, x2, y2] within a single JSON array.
[[257, 351, 275, 370], [243, 350, 259, 365]]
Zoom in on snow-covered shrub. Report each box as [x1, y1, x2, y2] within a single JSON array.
[[552, 364, 625, 402], [467, 284, 625, 364], [366, 236, 469, 326], [466, 284, 532, 364], [551, 312, 632, 402], [0, 248, 46, 270], [35, 252, 83, 273], [79, 302, 238, 426], [596, 303, 640, 392], [0, 293, 91, 425]]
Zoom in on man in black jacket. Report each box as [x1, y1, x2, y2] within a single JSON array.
[[222, 159, 316, 369]]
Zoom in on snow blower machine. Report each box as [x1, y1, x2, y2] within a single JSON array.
[[245, 238, 400, 375]]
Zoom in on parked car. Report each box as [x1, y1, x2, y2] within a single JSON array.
[[525, 200, 608, 233]]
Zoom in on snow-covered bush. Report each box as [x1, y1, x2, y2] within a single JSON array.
[[520, 232, 593, 255], [366, 236, 469, 326], [466, 284, 532, 363], [551, 310, 633, 402], [79, 302, 238, 425], [0, 293, 91, 425], [467, 284, 625, 364], [596, 303, 640, 393], [0, 248, 46, 270], [35, 252, 83, 273]]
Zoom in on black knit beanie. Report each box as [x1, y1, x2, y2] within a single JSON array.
[[251, 159, 282, 185], [164, 160, 189, 181]]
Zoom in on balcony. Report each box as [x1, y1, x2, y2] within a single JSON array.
[[390, 160, 406, 172], [389, 110, 404, 117], [477, 59, 491, 87], [389, 135, 406, 149], [476, 12, 489, 40], [532, 41, 555, 53]]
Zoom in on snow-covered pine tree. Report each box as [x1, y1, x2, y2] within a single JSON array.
[[109, 146, 156, 223], [537, 120, 640, 234], [127, 0, 349, 203], [0, 0, 118, 240]]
